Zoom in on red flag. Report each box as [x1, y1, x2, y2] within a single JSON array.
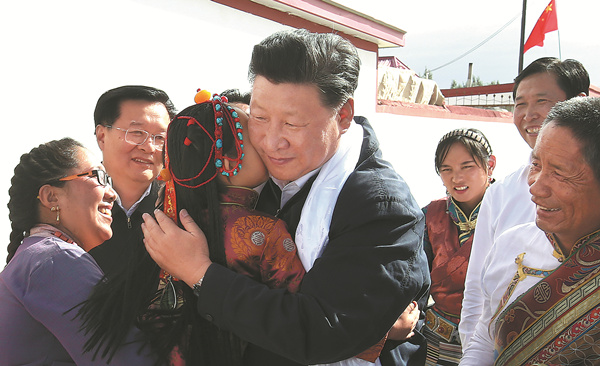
[[523, 0, 558, 53]]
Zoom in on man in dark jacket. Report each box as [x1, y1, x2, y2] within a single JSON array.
[[142, 29, 430, 365], [90, 85, 176, 276]]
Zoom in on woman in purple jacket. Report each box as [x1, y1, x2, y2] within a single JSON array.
[[0, 138, 157, 365]]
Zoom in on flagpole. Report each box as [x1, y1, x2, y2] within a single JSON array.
[[557, 29, 562, 60], [518, 0, 528, 74], [556, 0, 562, 60]]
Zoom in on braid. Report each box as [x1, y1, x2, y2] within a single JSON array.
[[77, 103, 238, 364], [149, 102, 239, 363], [169, 103, 228, 266], [7, 138, 83, 263]]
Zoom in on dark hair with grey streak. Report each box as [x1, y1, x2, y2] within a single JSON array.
[[544, 97, 600, 182], [248, 29, 360, 109]]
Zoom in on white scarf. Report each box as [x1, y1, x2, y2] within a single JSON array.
[[295, 121, 363, 270], [296, 122, 380, 366]]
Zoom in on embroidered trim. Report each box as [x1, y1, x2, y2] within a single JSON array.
[[447, 197, 480, 245], [491, 252, 553, 323]]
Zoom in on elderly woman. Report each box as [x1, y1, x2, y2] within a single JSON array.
[[460, 97, 600, 366], [0, 138, 157, 364]]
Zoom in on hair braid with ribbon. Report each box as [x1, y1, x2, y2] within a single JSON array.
[[159, 90, 244, 223]]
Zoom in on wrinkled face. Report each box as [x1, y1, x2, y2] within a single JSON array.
[[528, 122, 600, 249], [248, 76, 352, 183], [513, 72, 567, 149], [439, 142, 491, 213], [55, 148, 117, 251], [96, 100, 170, 193]]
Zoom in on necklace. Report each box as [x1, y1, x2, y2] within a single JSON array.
[[30, 224, 76, 244]]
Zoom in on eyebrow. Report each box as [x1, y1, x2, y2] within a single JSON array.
[[531, 151, 571, 173], [440, 159, 477, 168], [515, 92, 549, 101]]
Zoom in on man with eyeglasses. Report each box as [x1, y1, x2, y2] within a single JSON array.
[[89, 85, 176, 276]]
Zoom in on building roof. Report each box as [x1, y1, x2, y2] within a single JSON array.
[[211, 0, 406, 51], [377, 99, 514, 123], [442, 83, 600, 98]]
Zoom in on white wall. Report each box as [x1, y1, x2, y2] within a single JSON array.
[[0, 0, 383, 244], [371, 114, 531, 208]]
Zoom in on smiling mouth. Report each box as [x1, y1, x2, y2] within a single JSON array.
[[455, 186, 468, 191], [538, 205, 559, 212], [133, 158, 153, 165], [99, 207, 112, 216], [526, 127, 541, 134]]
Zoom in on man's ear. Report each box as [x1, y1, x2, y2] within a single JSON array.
[[95, 124, 106, 151], [37, 184, 60, 209], [338, 98, 354, 132]]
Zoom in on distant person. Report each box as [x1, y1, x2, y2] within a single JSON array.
[[142, 29, 430, 366], [422, 128, 495, 365], [461, 97, 600, 365], [89, 85, 176, 277], [0, 138, 157, 364], [459, 57, 590, 347]]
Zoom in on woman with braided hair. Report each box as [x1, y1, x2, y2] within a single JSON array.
[[421, 128, 496, 366], [0, 138, 158, 364]]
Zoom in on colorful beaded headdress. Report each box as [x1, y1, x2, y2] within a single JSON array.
[[438, 128, 493, 156], [159, 89, 244, 223]]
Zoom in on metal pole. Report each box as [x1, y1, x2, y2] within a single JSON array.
[[557, 29, 562, 60], [467, 63, 473, 87], [518, 0, 528, 74]]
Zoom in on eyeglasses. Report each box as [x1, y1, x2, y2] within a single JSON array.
[[58, 170, 113, 187], [104, 124, 166, 151]]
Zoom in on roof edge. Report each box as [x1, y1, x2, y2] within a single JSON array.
[[211, 0, 405, 50], [377, 99, 514, 123]]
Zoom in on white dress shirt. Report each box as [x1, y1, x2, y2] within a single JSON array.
[[459, 162, 536, 348], [115, 182, 153, 217], [459, 223, 559, 365]]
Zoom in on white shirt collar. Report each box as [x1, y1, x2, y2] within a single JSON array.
[[116, 183, 153, 217], [271, 168, 321, 209]]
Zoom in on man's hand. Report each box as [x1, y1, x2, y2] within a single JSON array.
[[142, 209, 212, 287], [387, 301, 419, 341]]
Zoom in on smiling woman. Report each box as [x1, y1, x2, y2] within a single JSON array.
[[0, 138, 157, 365], [421, 128, 495, 366]]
